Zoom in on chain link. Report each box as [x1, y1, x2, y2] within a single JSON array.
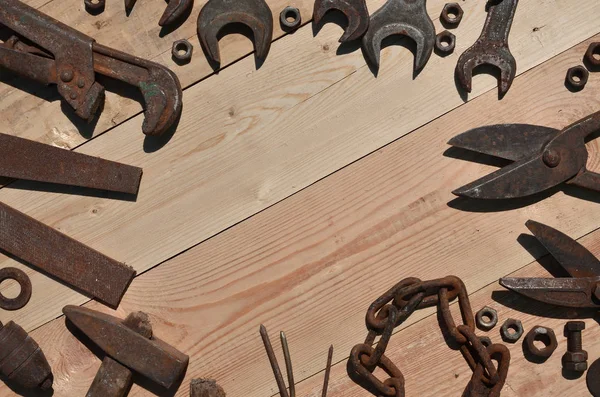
[[348, 276, 510, 396]]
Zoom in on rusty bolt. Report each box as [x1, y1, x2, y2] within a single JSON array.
[[500, 318, 523, 343], [566, 66, 589, 91], [585, 42, 600, 68], [435, 31, 456, 56], [524, 325, 557, 359], [440, 3, 464, 27], [60, 70, 74, 82], [475, 306, 498, 331], [479, 336, 492, 348], [563, 321, 588, 372], [542, 149, 561, 168]]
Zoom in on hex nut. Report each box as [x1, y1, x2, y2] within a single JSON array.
[[435, 31, 456, 56], [280, 6, 301, 30], [524, 326, 557, 359], [476, 306, 498, 331], [500, 318, 523, 343], [566, 66, 589, 90], [479, 336, 492, 348], [440, 3, 464, 27], [172, 40, 193, 64], [585, 42, 600, 68], [84, 0, 105, 13]]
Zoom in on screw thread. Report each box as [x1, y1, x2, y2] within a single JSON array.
[[567, 332, 582, 352]]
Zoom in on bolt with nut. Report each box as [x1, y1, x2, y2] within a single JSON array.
[[562, 321, 588, 372]]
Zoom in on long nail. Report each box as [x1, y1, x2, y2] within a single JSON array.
[[280, 331, 295, 397], [321, 345, 333, 397], [260, 325, 289, 397]]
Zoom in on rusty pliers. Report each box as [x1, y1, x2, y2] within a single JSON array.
[[0, 0, 182, 136]]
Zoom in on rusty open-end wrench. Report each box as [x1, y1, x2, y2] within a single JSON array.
[[0, 0, 182, 136], [125, 0, 194, 27], [361, 0, 435, 71], [313, 0, 369, 43], [197, 0, 273, 66], [455, 0, 519, 97]]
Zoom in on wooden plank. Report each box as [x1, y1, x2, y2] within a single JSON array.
[[295, 232, 600, 396], [0, 0, 598, 332], [9, 33, 600, 396], [0, 0, 319, 147]]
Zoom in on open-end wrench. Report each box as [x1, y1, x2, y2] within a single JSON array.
[[361, 0, 435, 71], [125, 0, 194, 27], [0, 0, 182, 136], [455, 0, 519, 97], [197, 0, 273, 66], [313, 0, 369, 43]]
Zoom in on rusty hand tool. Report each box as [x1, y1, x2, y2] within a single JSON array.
[[260, 325, 333, 397], [0, 203, 135, 307], [456, 0, 519, 97], [0, 320, 53, 390], [125, 0, 194, 27], [197, 0, 273, 66], [500, 220, 600, 309], [449, 110, 600, 200], [0, 0, 182, 136], [63, 305, 189, 396], [361, 0, 435, 71], [313, 0, 369, 43]]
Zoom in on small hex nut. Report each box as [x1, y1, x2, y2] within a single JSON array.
[[172, 40, 193, 64], [479, 336, 492, 348], [476, 306, 498, 331], [585, 42, 600, 68], [84, 0, 105, 13], [435, 31, 456, 56], [441, 3, 464, 27], [566, 66, 589, 90], [280, 6, 301, 30], [524, 326, 558, 359], [500, 318, 523, 343]]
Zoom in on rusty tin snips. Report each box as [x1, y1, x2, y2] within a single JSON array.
[[0, 0, 182, 136], [449, 110, 600, 200], [500, 220, 600, 309]]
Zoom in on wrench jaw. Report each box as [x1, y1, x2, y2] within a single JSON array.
[[140, 66, 183, 136], [159, 0, 195, 27], [361, 0, 435, 72], [197, 1, 274, 67], [455, 45, 516, 96], [362, 23, 435, 71], [313, 0, 370, 43]]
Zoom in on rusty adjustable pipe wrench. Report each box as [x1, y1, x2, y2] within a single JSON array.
[[0, 0, 182, 136], [64, 306, 189, 396]]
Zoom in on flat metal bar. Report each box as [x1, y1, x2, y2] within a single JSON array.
[[0, 133, 142, 195], [0, 202, 135, 307]]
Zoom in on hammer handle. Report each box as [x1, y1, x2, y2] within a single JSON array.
[[86, 357, 133, 397]]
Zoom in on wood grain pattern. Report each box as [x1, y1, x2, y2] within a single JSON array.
[[8, 33, 600, 396], [0, 0, 596, 336]]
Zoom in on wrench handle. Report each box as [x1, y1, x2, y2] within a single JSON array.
[[481, 0, 519, 43]]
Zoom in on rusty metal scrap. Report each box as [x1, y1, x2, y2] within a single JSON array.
[[190, 379, 227, 397], [456, 0, 519, 96], [0, 203, 135, 307], [348, 276, 510, 397], [0, 0, 182, 136], [125, 0, 194, 27], [0, 133, 142, 195], [63, 306, 189, 395], [0, 320, 53, 390]]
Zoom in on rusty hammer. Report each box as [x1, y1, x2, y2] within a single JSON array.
[[63, 305, 189, 396]]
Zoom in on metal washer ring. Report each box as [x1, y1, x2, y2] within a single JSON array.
[[0, 267, 32, 311], [280, 6, 301, 30]]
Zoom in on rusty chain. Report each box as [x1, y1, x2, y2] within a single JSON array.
[[347, 276, 510, 397]]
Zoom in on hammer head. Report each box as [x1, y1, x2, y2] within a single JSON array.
[[63, 305, 188, 389]]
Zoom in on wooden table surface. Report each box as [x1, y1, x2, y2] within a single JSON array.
[[1, 0, 600, 395]]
